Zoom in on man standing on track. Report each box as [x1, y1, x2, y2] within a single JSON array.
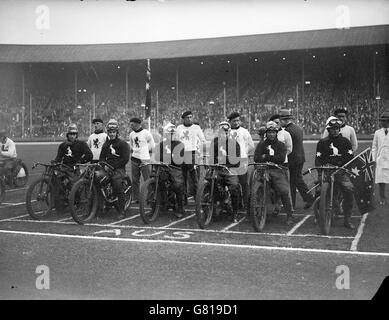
[[176, 111, 206, 203], [372, 110, 389, 205], [228, 111, 254, 209], [129, 117, 155, 204], [279, 109, 315, 210], [87, 118, 108, 163]]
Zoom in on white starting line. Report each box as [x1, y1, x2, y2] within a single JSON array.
[[5, 187, 28, 193], [2, 217, 355, 239], [350, 213, 369, 251], [0, 228, 387, 257]]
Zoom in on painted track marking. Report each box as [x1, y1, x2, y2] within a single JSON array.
[[5, 187, 28, 193], [109, 214, 140, 225], [1, 217, 355, 239], [222, 216, 246, 232], [0, 229, 387, 257], [287, 215, 310, 235], [350, 213, 369, 251], [160, 213, 195, 228], [0, 214, 29, 222]]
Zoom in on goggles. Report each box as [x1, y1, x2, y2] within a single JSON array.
[[219, 125, 230, 131]]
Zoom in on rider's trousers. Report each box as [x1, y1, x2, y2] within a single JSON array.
[[269, 169, 293, 216]]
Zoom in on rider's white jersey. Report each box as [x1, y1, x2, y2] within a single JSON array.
[[87, 132, 108, 161], [0, 137, 17, 159]]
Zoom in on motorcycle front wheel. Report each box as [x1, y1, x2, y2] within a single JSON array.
[[69, 178, 98, 225]]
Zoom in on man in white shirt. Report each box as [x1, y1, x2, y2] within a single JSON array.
[[176, 111, 206, 201], [129, 117, 155, 203], [372, 111, 389, 205], [322, 108, 358, 152], [87, 118, 108, 163], [0, 129, 17, 175], [228, 112, 254, 208]]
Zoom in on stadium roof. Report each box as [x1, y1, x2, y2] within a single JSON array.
[[0, 25, 388, 63]]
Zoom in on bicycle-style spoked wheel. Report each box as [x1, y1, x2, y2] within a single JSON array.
[[319, 182, 333, 235], [195, 181, 214, 229], [122, 176, 132, 214], [69, 178, 98, 224], [139, 178, 161, 224], [26, 177, 54, 220], [250, 181, 267, 231], [312, 196, 320, 223]]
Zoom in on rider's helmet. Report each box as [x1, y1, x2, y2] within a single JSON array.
[[106, 119, 119, 134], [265, 121, 278, 132], [66, 124, 78, 138], [163, 122, 176, 134], [325, 116, 342, 130], [218, 121, 231, 132]]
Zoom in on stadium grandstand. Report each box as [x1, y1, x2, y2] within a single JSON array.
[[0, 0, 388, 140]]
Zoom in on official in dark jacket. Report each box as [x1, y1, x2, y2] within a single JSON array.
[[254, 121, 295, 225], [315, 117, 355, 229], [99, 119, 130, 219], [279, 109, 314, 210]]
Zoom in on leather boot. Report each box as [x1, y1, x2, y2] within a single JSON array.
[[344, 217, 355, 229], [117, 193, 126, 220]]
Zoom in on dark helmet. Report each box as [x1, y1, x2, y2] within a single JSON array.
[[257, 126, 267, 136]]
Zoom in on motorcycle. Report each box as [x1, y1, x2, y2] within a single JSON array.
[[69, 161, 132, 224], [0, 158, 29, 188]]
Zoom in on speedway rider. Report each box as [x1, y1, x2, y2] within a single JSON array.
[[154, 123, 186, 218], [99, 119, 130, 220], [315, 117, 355, 229], [253, 121, 295, 225], [209, 121, 241, 222], [54, 124, 93, 211]]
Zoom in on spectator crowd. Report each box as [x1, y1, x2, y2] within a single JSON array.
[[0, 47, 387, 139]]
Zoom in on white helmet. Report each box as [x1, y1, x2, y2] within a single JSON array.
[[325, 116, 342, 129]]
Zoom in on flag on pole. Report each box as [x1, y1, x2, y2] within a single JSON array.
[[342, 147, 375, 215], [145, 59, 151, 119]]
